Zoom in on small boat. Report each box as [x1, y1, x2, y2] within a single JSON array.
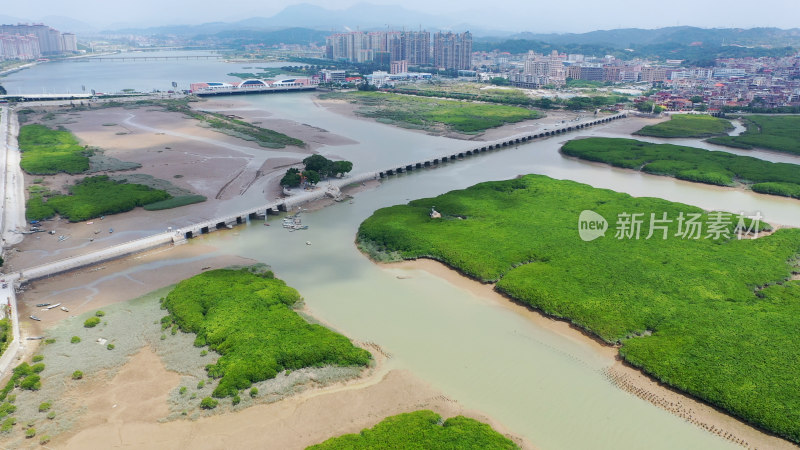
[[27, 336, 45, 340], [35, 303, 50, 307], [45, 303, 61, 310], [60, 306, 69, 312], [109, 228, 113, 233], [30, 315, 41, 321], [86, 221, 94, 225]]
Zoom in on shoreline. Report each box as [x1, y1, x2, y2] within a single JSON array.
[[5, 239, 532, 449], [561, 151, 800, 218], [383, 257, 797, 450]]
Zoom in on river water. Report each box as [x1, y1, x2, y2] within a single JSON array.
[[11, 53, 800, 449]]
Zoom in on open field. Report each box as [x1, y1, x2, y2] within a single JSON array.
[[634, 114, 733, 138], [357, 174, 800, 443], [309, 409, 518, 449], [707, 115, 800, 154], [561, 137, 800, 199], [319, 91, 541, 134]]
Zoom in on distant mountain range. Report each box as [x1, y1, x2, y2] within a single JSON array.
[[491, 26, 800, 49], [4, 3, 800, 53]]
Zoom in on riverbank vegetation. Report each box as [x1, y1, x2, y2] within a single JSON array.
[[634, 114, 733, 138], [383, 83, 627, 111], [159, 98, 305, 148], [560, 137, 800, 198], [0, 318, 11, 357], [25, 175, 171, 222], [706, 115, 800, 154], [321, 91, 541, 133], [308, 410, 518, 449], [18, 124, 90, 174], [162, 268, 371, 397], [357, 174, 800, 443]]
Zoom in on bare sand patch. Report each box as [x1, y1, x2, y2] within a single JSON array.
[[386, 258, 796, 450], [53, 362, 530, 450], [16, 242, 256, 339]]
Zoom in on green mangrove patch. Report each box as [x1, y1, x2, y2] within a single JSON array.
[[321, 91, 541, 133], [162, 268, 371, 398], [707, 115, 800, 155], [18, 124, 90, 175], [561, 137, 800, 199], [634, 114, 733, 138], [357, 174, 800, 443], [25, 175, 170, 222], [307, 410, 518, 449]]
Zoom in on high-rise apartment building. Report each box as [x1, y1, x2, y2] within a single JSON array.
[[400, 31, 430, 66], [0, 23, 77, 59], [325, 30, 432, 66], [433, 31, 472, 70], [0, 33, 41, 60]]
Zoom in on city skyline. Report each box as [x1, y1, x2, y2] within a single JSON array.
[[1, 0, 799, 34]]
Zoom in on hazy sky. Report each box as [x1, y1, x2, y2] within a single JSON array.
[[3, 0, 800, 33]]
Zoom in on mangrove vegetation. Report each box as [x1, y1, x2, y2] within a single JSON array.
[[634, 114, 733, 138], [320, 91, 541, 133], [162, 268, 371, 398], [307, 410, 518, 449], [560, 137, 800, 199], [357, 174, 800, 443]]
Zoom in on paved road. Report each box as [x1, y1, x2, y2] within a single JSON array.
[[0, 106, 23, 378], [1, 106, 25, 247]]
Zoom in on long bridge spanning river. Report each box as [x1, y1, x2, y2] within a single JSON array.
[[10, 112, 627, 283]]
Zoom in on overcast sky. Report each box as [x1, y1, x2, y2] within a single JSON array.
[[3, 0, 800, 33]]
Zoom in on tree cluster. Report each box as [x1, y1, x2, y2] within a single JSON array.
[[279, 155, 353, 188]]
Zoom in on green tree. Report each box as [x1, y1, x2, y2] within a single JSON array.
[[690, 95, 704, 104], [0, 85, 6, 96], [331, 160, 353, 177], [302, 155, 333, 177], [489, 77, 510, 86], [302, 170, 320, 185], [279, 168, 301, 187], [635, 101, 656, 113]]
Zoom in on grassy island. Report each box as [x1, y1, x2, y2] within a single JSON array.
[[308, 410, 518, 449], [162, 268, 371, 397], [357, 174, 800, 443], [707, 115, 800, 155], [561, 137, 800, 199], [634, 114, 733, 138], [321, 91, 541, 133]]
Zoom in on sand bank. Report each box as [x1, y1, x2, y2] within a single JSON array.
[[53, 350, 530, 450], [386, 258, 796, 450]]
